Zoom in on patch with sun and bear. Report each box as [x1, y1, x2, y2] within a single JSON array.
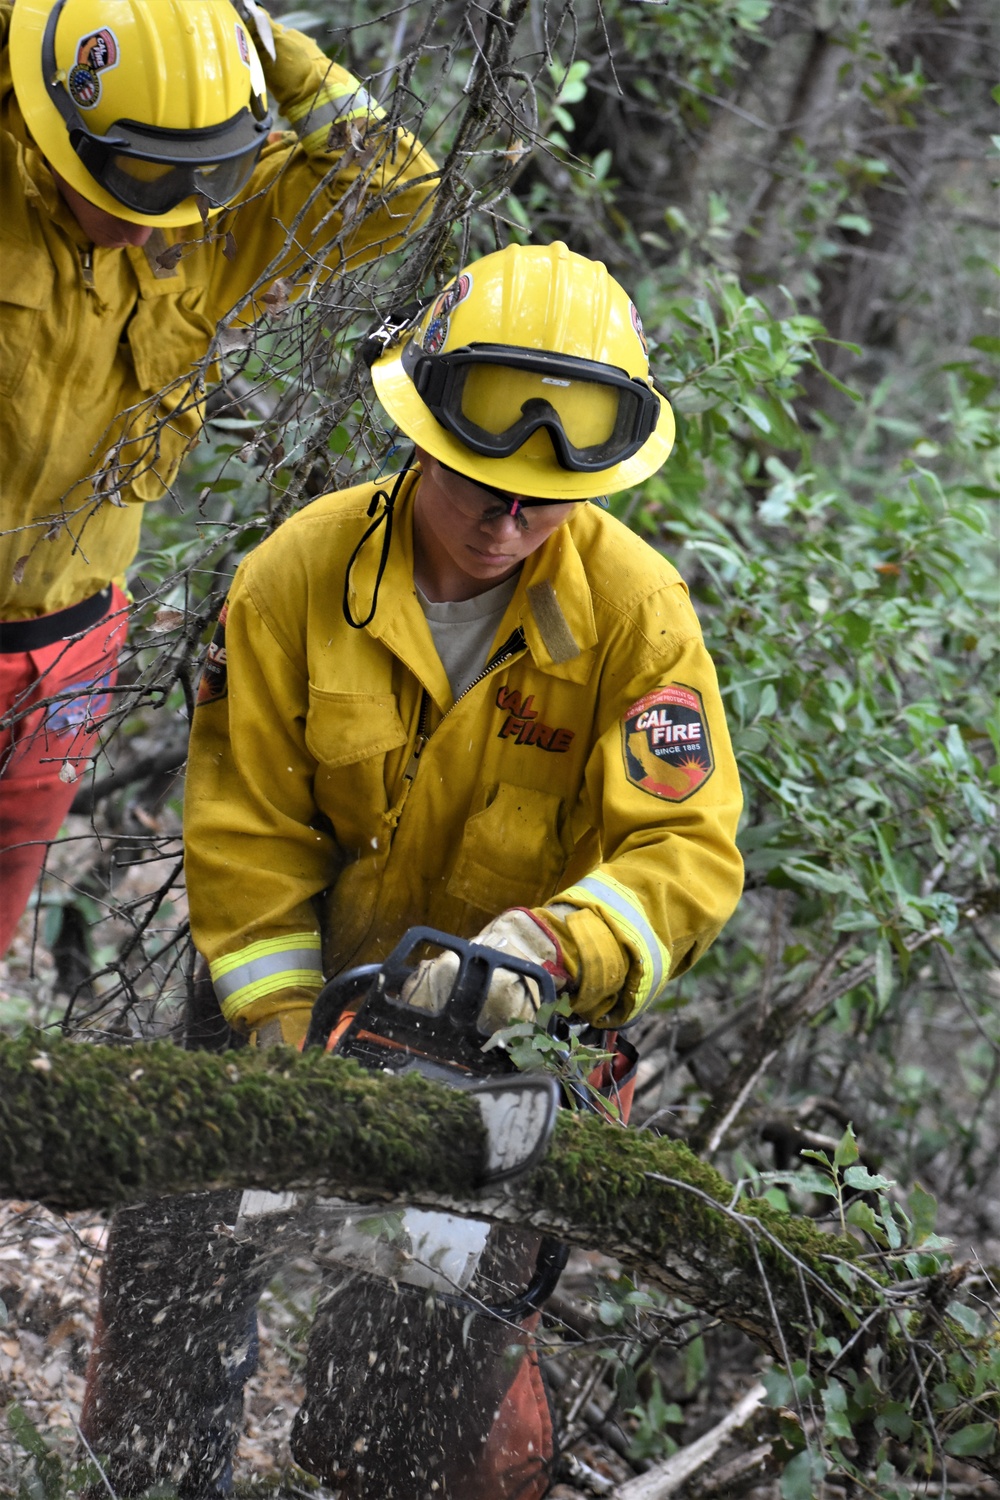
[[621, 684, 715, 803], [196, 604, 229, 706]]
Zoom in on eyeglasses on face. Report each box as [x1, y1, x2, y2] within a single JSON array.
[[436, 463, 570, 529]]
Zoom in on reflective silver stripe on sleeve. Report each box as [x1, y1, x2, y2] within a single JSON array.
[[290, 88, 380, 140], [212, 946, 323, 1003], [566, 874, 669, 1009]]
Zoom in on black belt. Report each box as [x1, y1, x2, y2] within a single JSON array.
[[0, 588, 114, 653]]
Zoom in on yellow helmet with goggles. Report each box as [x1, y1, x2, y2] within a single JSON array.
[[9, 0, 272, 227], [371, 241, 675, 501]]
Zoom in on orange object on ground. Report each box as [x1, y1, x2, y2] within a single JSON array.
[[472, 1031, 638, 1496]]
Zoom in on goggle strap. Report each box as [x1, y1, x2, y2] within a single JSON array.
[[342, 454, 416, 629], [360, 302, 428, 368]]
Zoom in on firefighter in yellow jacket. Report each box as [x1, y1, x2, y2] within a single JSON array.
[[187, 417, 743, 1047], [133, 242, 741, 1498], [0, 0, 437, 952]]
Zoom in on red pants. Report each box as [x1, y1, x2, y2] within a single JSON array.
[[0, 589, 127, 954]]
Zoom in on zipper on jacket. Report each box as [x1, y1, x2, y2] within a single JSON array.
[[450, 626, 528, 716], [402, 692, 431, 782], [396, 626, 528, 798], [80, 248, 95, 290]]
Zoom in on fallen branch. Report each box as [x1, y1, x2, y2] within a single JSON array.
[[614, 1382, 766, 1499], [0, 1031, 996, 1479], [0, 1032, 868, 1354]]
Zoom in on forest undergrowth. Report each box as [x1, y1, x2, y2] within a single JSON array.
[[2, 1, 998, 1496]]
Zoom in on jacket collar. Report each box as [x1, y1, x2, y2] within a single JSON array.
[[517, 517, 598, 685], [10, 124, 95, 245], [15, 141, 69, 223], [349, 470, 599, 704], [2, 19, 59, 220]]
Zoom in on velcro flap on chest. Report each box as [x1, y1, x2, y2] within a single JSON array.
[[527, 580, 581, 664]]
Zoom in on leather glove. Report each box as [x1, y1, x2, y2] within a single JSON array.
[[400, 909, 570, 1035]]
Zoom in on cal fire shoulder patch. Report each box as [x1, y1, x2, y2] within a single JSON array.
[[196, 605, 229, 705], [622, 683, 714, 802]]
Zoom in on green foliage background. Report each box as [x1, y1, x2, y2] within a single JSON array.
[[2, 1, 997, 1495]]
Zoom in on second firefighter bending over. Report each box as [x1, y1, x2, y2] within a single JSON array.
[[0, 0, 437, 951]]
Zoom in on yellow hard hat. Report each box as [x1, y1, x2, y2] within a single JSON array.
[[9, 0, 271, 227], [371, 242, 675, 501]]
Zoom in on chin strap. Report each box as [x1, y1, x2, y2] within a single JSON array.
[[342, 449, 417, 629]]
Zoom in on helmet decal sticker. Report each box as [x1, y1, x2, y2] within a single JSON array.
[[68, 28, 119, 110], [420, 315, 448, 356], [622, 684, 714, 802], [419, 273, 472, 355], [630, 302, 649, 357], [439, 272, 472, 317], [235, 22, 267, 101]]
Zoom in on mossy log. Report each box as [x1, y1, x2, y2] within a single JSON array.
[[0, 1032, 879, 1355], [1, 1030, 997, 1465]]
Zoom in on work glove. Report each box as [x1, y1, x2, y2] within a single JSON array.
[[400, 909, 572, 1034]]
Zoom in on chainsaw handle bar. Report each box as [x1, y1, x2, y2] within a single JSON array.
[[303, 926, 558, 1053], [458, 1236, 570, 1326], [380, 925, 558, 1026]]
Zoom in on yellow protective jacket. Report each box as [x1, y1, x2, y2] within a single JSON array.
[[184, 473, 744, 1036], [0, 7, 437, 621]]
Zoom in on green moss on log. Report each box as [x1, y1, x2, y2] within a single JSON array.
[[0, 1033, 487, 1208], [3, 1037, 996, 1468], [511, 1109, 868, 1344], [0, 1032, 867, 1351]]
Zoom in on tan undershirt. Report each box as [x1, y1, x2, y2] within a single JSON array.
[[416, 572, 520, 701]]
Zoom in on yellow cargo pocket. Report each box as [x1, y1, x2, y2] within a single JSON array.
[[126, 289, 217, 394], [446, 782, 568, 913], [305, 689, 407, 856], [0, 236, 53, 397]]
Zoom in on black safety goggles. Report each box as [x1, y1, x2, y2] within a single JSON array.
[[42, 0, 271, 215], [402, 342, 661, 473]]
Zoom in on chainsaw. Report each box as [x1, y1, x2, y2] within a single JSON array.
[[237, 927, 569, 1321]]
